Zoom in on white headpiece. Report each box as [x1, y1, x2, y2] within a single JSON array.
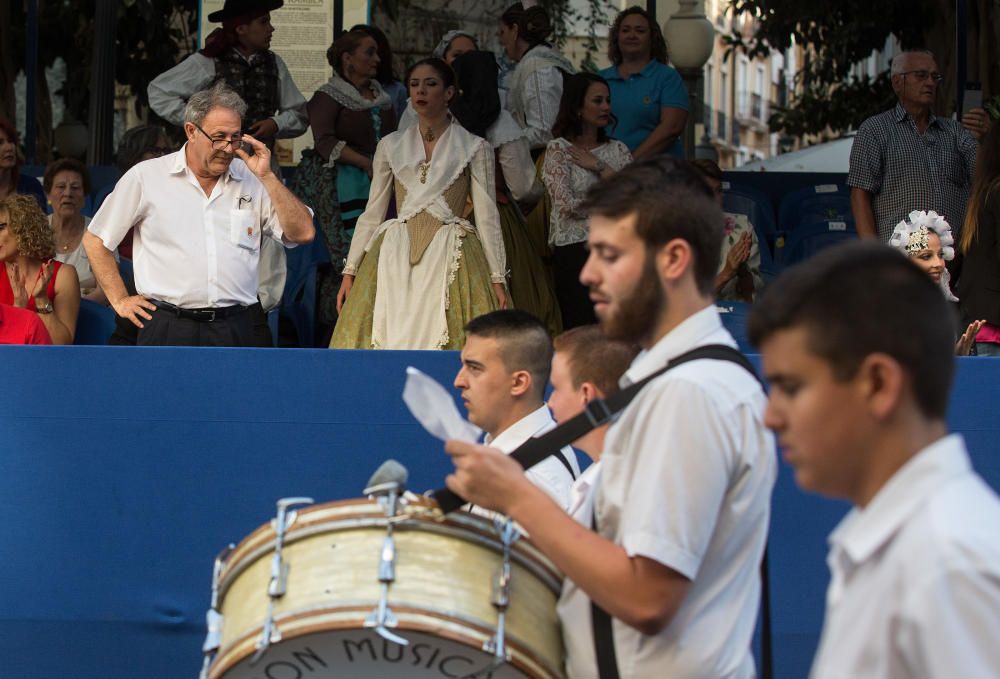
[[888, 210, 957, 301]]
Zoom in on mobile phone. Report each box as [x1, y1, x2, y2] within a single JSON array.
[[963, 82, 983, 113]]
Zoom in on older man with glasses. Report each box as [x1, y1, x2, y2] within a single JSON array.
[[849, 49, 990, 245], [82, 82, 314, 347]]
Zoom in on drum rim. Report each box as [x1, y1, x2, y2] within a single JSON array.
[[216, 499, 563, 598], [207, 602, 563, 679]]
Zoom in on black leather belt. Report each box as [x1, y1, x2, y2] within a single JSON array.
[[152, 300, 248, 322]]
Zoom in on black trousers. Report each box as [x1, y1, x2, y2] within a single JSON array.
[[136, 305, 255, 347], [552, 242, 597, 330]]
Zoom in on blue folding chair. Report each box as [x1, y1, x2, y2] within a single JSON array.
[[722, 181, 780, 256], [775, 221, 857, 270], [74, 299, 116, 345], [778, 184, 854, 234]]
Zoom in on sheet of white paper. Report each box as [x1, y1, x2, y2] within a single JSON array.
[[403, 367, 482, 443]]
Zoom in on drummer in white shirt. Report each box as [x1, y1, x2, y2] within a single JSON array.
[[83, 82, 314, 347], [750, 242, 1000, 678], [454, 310, 581, 510]]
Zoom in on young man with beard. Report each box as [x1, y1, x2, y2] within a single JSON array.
[[749, 242, 1000, 678], [444, 158, 776, 678]]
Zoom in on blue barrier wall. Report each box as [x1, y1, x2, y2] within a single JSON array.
[[0, 347, 997, 678]]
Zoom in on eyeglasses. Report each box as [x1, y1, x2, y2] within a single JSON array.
[[192, 123, 243, 151], [898, 70, 943, 83]]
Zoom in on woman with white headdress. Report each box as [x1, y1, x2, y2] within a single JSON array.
[[889, 209, 985, 355]]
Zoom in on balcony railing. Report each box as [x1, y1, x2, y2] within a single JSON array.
[[716, 110, 728, 142], [751, 92, 763, 121]]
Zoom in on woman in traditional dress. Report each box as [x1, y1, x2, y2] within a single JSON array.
[[451, 50, 561, 335], [301, 29, 398, 336], [331, 58, 508, 350], [497, 3, 575, 152], [542, 72, 632, 329]]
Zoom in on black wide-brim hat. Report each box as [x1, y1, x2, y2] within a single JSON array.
[[207, 0, 284, 22]]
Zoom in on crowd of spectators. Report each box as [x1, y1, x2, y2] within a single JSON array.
[[0, 4, 995, 351]]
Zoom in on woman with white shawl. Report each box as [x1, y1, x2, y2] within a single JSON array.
[[330, 58, 508, 350], [497, 3, 575, 151]]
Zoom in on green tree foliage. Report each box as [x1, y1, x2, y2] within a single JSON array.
[[725, 0, 999, 137]]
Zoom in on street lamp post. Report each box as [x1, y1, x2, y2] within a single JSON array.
[[663, 0, 714, 159]]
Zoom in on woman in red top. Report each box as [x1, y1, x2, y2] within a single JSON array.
[[0, 193, 79, 343]]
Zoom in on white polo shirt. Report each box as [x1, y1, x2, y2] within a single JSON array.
[[811, 434, 1000, 679], [89, 147, 293, 308], [486, 405, 581, 511], [560, 305, 776, 679]]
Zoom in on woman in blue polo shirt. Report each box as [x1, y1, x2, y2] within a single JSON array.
[[599, 7, 688, 159]]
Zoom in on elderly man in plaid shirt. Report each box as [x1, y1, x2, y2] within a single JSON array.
[[849, 49, 990, 243]]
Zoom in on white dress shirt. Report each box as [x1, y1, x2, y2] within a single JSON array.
[[559, 305, 776, 679], [147, 52, 308, 137], [811, 434, 1000, 679], [88, 148, 294, 308], [486, 404, 581, 511]]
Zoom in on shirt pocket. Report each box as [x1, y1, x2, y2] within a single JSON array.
[[229, 209, 259, 252]]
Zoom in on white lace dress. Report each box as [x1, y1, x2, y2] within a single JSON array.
[[541, 138, 633, 247]]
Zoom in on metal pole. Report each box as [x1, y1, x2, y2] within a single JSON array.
[[680, 68, 699, 159], [955, 0, 967, 115], [25, 0, 39, 164], [88, 0, 117, 164], [646, 0, 656, 24], [334, 0, 344, 35]]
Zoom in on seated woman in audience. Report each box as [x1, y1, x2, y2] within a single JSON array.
[[331, 58, 507, 350], [44, 159, 111, 305], [0, 117, 46, 211], [0, 193, 80, 344], [691, 158, 763, 302], [599, 7, 688, 159], [958, 124, 1000, 357], [451, 50, 560, 335], [542, 73, 631, 329], [305, 29, 398, 332], [889, 210, 984, 355], [498, 3, 575, 152]]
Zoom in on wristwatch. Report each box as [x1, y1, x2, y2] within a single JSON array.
[[35, 298, 54, 314]]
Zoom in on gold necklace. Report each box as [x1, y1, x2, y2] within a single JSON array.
[[421, 118, 450, 142], [418, 160, 430, 184]]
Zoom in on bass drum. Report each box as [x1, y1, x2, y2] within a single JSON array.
[[208, 498, 565, 678]]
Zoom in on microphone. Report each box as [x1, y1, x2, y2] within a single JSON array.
[[364, 459, 409, 496]]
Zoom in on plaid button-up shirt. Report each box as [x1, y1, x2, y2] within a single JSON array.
[[848, 103, 978, 242]]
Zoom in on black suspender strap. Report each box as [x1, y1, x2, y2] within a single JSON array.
[[428, 343, 769, 679]]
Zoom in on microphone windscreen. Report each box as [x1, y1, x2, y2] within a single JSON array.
[[366, 459, 409, 489]]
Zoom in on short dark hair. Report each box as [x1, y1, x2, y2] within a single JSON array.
[[553, 325, 639, 396], [581, 157, 722, 295], [465, 310, 553, 400], [608, 6, 668, 66], [116, 124, 167, 173], [748, 241, 956, 419], [552, 72, 616, 143], [43, 157, 91, 194]]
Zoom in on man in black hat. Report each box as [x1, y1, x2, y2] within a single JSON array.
[[148, 0, 309, 346], [149, 0, 307, 147]]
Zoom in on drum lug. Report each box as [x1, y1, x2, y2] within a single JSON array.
[[479, 517, 521, 671], [199, 543, 235, 679], [364, 479, 410, 647], [250, 497, 314, 664]]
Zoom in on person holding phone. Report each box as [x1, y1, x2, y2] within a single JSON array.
[[83, 83, 314, 347], [849, 50, 990, 244]]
